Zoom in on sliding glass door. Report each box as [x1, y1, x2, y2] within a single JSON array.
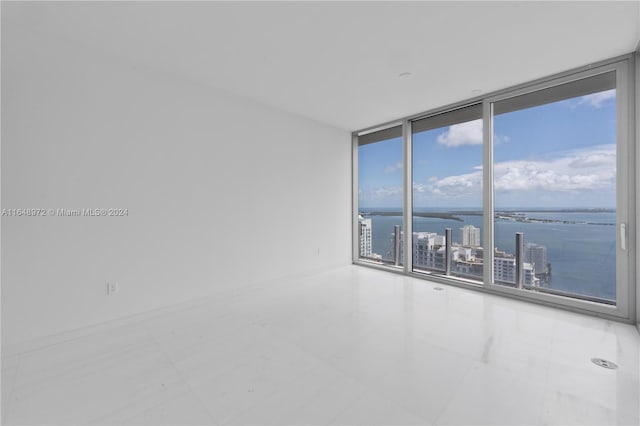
[[355, 126, 404, 267], [490, 71, 619, 304], [353, 57, 633, 319], [411, 105, 484, 282]]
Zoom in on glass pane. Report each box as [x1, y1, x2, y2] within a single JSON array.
[[492, 73, 616, 304], [358, 133, 403, 266], [412, 105, 483, 281]]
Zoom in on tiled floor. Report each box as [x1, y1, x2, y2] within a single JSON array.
[[2, 265, 639, 425]]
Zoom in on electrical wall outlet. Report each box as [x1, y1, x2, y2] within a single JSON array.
[[106, 281, 119, 295]]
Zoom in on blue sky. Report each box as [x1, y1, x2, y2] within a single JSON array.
[[359, 89, 616, 209]]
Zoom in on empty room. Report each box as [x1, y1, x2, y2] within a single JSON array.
[[2, 1, 639, 425]]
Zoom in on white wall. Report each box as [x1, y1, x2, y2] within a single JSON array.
[[636, 48, 640, 333], [1, 22, 351, 347]]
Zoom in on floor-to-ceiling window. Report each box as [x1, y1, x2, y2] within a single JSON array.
[[353, 56, 634, 320], [355, 125, 404, 267], [490, 71, 619, 304], [411, 105, 484, 282]]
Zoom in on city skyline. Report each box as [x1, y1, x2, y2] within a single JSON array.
[[357, 208, 616, 302], [359, 220, 543, 288]]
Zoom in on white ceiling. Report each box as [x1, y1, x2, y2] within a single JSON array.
[[4, 1, 640, 130]]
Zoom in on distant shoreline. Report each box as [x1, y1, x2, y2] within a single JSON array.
[[364, 211, 465, 221], [360, 208, 616, 225]]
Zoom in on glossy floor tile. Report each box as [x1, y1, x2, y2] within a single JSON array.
[[2, 265, 639, 425]]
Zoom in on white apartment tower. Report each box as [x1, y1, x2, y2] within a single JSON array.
[[460, 225, 481, 246], [413, 232, 446, 270], [494, 250, 539, 287], [524, 243, 548, 275], [359, 215, 372, 257]]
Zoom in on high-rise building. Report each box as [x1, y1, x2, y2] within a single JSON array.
[[408, 230, 540, 287], [494, 250, 515, 283], [524, 243, 548, 275], [460, 225, 481, 246], [358, 215, 372, 258], [493, 250, 538, 287], [413, 232, 445, 270], [523, 262, 540, 287]]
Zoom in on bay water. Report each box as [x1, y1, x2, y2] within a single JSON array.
[[364, 208, 616, 301]]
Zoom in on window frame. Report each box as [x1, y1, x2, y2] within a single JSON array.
[[408, 103, 484, 282], [352, 54, 636, 322]]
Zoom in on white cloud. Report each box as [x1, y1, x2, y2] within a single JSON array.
[[365, 145, 616, 203], [384, 161, 402, 173], [431, 171, 483, 197], [436, 120, 511, 148], [495, 134, 511, 145], [413, 144, 615, 199], [437, 119, 482, 147], [413, 182, 427, 193], [359, 186, 402, 201], [494, 145, 615, 192], [575, 89, 615, 108]]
